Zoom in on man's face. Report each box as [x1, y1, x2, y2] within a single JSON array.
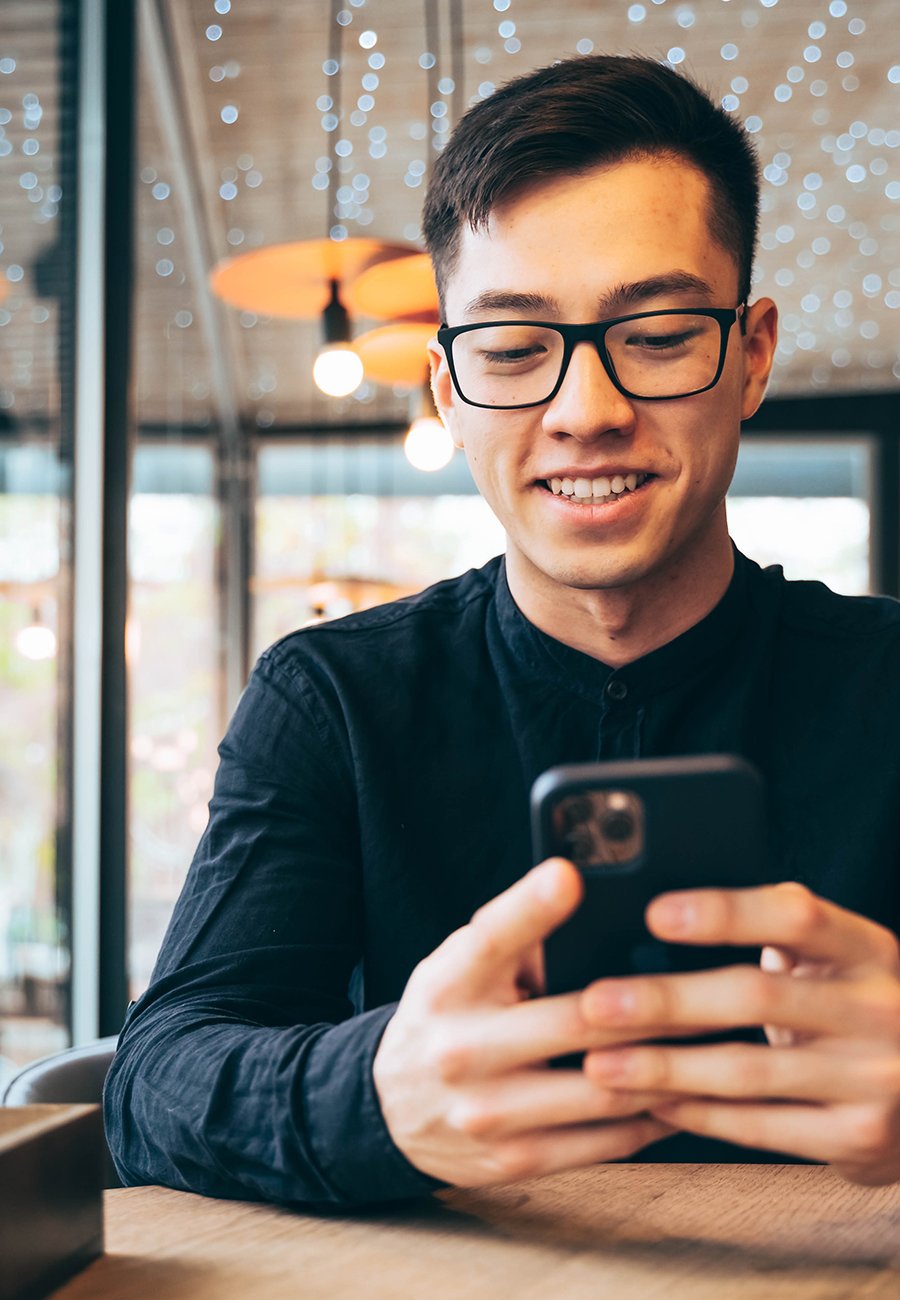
[[429, 156, 776, 595]]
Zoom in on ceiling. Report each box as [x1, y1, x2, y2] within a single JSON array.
[[1, 0, 900, 435], [0, 2, 64, 432]]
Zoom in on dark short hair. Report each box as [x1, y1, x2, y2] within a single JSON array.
[[422, 54, 759, 317]]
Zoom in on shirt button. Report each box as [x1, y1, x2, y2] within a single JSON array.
[[606, 679, 628, 701]]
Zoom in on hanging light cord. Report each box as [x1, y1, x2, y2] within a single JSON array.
[[326, 0, 343, 237], [424, 0, 440, 169], [449, 0, 464, 129]]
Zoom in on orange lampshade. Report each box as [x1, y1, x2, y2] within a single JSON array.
[[210, 238, 411, 319], [346, 253, 439, 321], [354, 323, 436, 386]]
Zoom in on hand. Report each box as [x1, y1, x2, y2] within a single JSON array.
[[580, 881, 900, 1185], [372, 858, 676, 1187]]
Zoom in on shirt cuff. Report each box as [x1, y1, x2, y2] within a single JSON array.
[[301, 1002, 448, 1205]]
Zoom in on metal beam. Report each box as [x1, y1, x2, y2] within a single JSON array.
[[97, 0, 137, 1039], [71, 0, 106, 1045], [140, 0, 250, 725]]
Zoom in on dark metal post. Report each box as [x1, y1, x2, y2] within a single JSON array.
[[871, 431, 900, 600], [98, 0, 136, 1035], [55, 0, 82, 1039]]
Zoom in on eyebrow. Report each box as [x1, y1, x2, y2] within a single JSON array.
[[460, 272, 716, 322], [597, 272, 716, 315], [461, 290, 560, 318]]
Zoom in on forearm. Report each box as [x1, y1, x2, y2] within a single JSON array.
[[104, 999, 444, 1208]]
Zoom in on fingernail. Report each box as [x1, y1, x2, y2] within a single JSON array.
[[583, 981, 636, 1024], [651, 895, 697, 935]]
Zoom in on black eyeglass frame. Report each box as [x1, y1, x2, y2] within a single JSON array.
[[436, 305, 746, 410]]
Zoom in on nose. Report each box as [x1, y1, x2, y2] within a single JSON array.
[[541, 338, 637, 443]]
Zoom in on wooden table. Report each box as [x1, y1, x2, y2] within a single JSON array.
[[51, 1165, 900, 1300]]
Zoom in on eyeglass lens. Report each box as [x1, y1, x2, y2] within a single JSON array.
[[451, 313, 724, 405]]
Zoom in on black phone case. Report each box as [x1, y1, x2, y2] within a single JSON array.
[[532, 754, 771, 997]]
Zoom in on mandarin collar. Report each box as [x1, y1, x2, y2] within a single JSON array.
[[493, 547, 753, 703]]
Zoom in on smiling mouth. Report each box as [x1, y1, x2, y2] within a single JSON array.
[[540, 472, 655, 504]]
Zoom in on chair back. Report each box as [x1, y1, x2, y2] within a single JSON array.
[[2, 1037, 121, 1187]]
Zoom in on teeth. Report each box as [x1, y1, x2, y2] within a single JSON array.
[[548, 473, 649, 501]]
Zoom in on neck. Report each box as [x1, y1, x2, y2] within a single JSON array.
[[505, 510, 735, 668]]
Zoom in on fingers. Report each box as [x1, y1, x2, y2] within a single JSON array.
[[424, 859, 583, 1006], [645, 882, 900, 975], [761, 946, 800, 1046], [581, 964, 900, 1042], [585, 1041, 900, 1106], [447, 1067, 672, 1141], [646, 1097, 899, 1171], [432, 993, 709, 1081], [484, 1116, 676, 1185]]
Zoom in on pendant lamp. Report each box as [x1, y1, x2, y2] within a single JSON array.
[[345, 253, 439, 321], [208, 2, 417, 398], [403, 381, 454, 472]]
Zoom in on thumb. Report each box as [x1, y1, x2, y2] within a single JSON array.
[[433, 858, 583, 1002]]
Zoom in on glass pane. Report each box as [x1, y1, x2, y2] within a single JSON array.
[[254, 441, 505, 658], [128, 447, 218, 999], [727, 438, 871, 594], [0, 3, 75, 1087]]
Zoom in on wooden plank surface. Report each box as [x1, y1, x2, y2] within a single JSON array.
[[0, 1104, 99, 1149], [0, 1105, 103, 1300], [48, 1165, 900, 1300]]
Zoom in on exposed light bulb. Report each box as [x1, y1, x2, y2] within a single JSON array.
[[16, 624, 57, 660], [404, 416, 454, 472], [313, 345, 364, 397]]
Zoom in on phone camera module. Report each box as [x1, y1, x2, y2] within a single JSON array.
[[601, 810, 635, 842], [560, 797, 593, 831], [553, 788, 644, 870], [563, 827, 594, 863]]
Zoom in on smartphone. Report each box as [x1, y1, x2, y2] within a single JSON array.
[[531, 754, 771, 998]]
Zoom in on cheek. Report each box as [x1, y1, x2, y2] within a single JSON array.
[[462, 418, 533, 481], [643, 402, 738, 495]]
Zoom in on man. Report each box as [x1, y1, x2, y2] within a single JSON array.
[[105, 55, 900, 1205]]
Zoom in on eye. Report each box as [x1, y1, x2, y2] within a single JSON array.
[[479, 344, 547, 363], [625, 329, 698, 351]]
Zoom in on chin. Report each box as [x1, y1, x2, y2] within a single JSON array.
[[530, 548, 657, 593]]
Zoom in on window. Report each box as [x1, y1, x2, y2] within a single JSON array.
[[128, 446, 218, 998], [0, 0, 76, 1087], [254, 440, 505, 658], [728, 438, 871, 594]]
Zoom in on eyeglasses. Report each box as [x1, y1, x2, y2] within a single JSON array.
[[437, 305, 745, 410]]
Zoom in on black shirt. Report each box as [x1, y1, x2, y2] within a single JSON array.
[[104, 549, 900, 1207]]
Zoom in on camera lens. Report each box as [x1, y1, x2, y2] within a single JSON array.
[[601, 810, 634, 842], [561, 797, 593, 830], [564, 827, 593, 862]]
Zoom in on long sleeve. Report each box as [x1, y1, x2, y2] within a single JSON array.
[[103, 650, 443, 1207]]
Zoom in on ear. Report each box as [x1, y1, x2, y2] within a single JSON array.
[[740, 297, 778, 421], [428, 338, 465, 450]]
